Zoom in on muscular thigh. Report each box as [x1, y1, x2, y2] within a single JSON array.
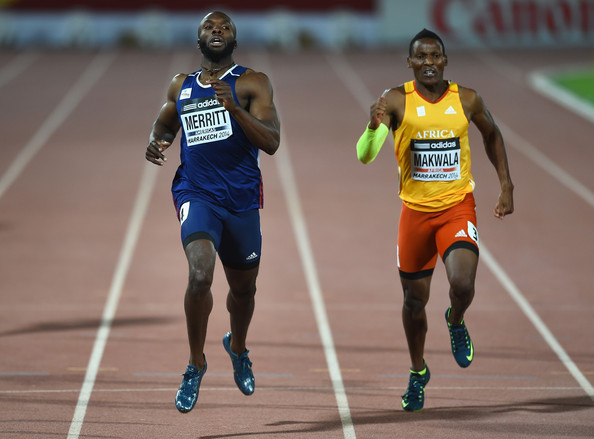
[[398, 193, 479, 278], [397, 204, 439, 278], [218, 208, 262, 270], [177, 199, 224, 250], [435, 193, 479, 261], [178, 199, 262, 270]]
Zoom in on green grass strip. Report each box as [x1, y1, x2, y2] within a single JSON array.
[[552, 69, 594, 105]]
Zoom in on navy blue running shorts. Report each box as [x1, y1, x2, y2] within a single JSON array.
[[177, 199, 261, 270]]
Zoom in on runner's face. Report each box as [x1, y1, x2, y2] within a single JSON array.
[[197, 13, 237, 61], [407, 38, 447, 87]]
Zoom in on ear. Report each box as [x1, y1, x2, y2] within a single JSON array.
[[443, 55, 448, 66], [407, 57, 412, 68]]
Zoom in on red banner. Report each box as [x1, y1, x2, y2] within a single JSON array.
[[431, 0, 594, 40], [3, 0, 374, 12]]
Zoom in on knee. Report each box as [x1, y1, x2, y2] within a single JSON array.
[[187, 268, 213, 299], [229, 284, 257, 303], [449, 275, 475, 301], [402, 290, 427, 316]]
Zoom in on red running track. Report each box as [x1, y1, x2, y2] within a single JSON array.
[[0, 47, 593, 438]]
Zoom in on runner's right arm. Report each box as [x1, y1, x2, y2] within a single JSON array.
[[146, 74, 185, 166]]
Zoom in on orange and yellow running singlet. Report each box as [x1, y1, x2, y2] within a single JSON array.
[[393, 81, 474, 212]]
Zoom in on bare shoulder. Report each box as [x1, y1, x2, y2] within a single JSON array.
[[384, 85, 406, 107], [385, 84, 406, 98], [173, 72, 189, 83], [170, 73, 189, 89], [458, 85, 484, 112], [384, 85, 406, 127], [458, 84, 498, 129], [167, 73, 189, 100], [241, 68, 270, 82], [237, 68, 273, 95]]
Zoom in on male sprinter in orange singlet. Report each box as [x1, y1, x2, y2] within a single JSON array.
[[356, 29, 514, 412]]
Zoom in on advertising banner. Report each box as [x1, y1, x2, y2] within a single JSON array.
[[380, 0, 594, 47], [1, 0, 373, 12]]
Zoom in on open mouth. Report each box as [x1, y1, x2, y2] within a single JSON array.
[[209, 37, 225, 47]]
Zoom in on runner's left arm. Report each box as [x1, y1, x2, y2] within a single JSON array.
[[208, 72, 280, 155], [465, 88, 514, 218]]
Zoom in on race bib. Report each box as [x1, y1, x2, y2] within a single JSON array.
[[179, 202, 190, 225], [468, 220, 479, 246], [180, 96, 233, 146], [410, 137, 461, 181]]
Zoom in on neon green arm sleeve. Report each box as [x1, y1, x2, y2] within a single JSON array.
[[356, 123, 389, 164]]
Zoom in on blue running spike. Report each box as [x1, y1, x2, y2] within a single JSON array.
[[446, 307, 474, 368], [402, 362, 431, 412], [175, 357, 207, 413], [223, 332, 255, 395]]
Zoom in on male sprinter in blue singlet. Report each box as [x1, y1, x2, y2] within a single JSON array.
[[145, 11, 280, 413]]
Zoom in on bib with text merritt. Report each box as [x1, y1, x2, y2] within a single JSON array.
[[410, 137, 461, 181], [180, 96, 233, 146]]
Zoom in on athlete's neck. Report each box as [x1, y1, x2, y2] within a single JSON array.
[[200, 61, 235, 79], [415, 80, 448, 102]]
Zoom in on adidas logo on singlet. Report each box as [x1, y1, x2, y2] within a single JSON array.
[[455, 229, 467, 238], [445, 106, 457, 114]]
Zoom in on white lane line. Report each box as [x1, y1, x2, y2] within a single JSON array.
[[0, 52, 115, 201], [497, 120, 594, 209], [252, 52, 356, 439], [276, 143, 356, 438], [66, 164, 158, 439], [528, 66, 594, 125], [0, 51, 38, 88], [480, 245, 594, 402], [328, 52, 594, 400], [474, 53, 594, 208], [327, 54, 378, 114], [66, 52, 192, 439], [475, 51, 526, 86]]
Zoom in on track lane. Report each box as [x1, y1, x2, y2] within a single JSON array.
[[0, 47, 592, 438]]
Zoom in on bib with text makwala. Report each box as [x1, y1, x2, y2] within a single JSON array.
[[410, 137, 461, 181]]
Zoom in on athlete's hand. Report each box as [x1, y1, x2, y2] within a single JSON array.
[[369, 93, 387, 130], [207, 79, 237, 112], [493, 186, 514, 219], [145, 137, 172, 166]]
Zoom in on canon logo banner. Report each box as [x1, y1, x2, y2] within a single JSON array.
[[432, 0, 594, 45], [379, 0, 593, 47]]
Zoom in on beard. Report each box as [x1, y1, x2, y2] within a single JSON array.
[[199, 39, 236, 62]]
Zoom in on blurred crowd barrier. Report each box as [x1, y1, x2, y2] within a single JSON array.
[[0, 0, 592, 49]]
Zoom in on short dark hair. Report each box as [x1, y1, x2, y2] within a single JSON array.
[[409, 29, 446, 56]]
